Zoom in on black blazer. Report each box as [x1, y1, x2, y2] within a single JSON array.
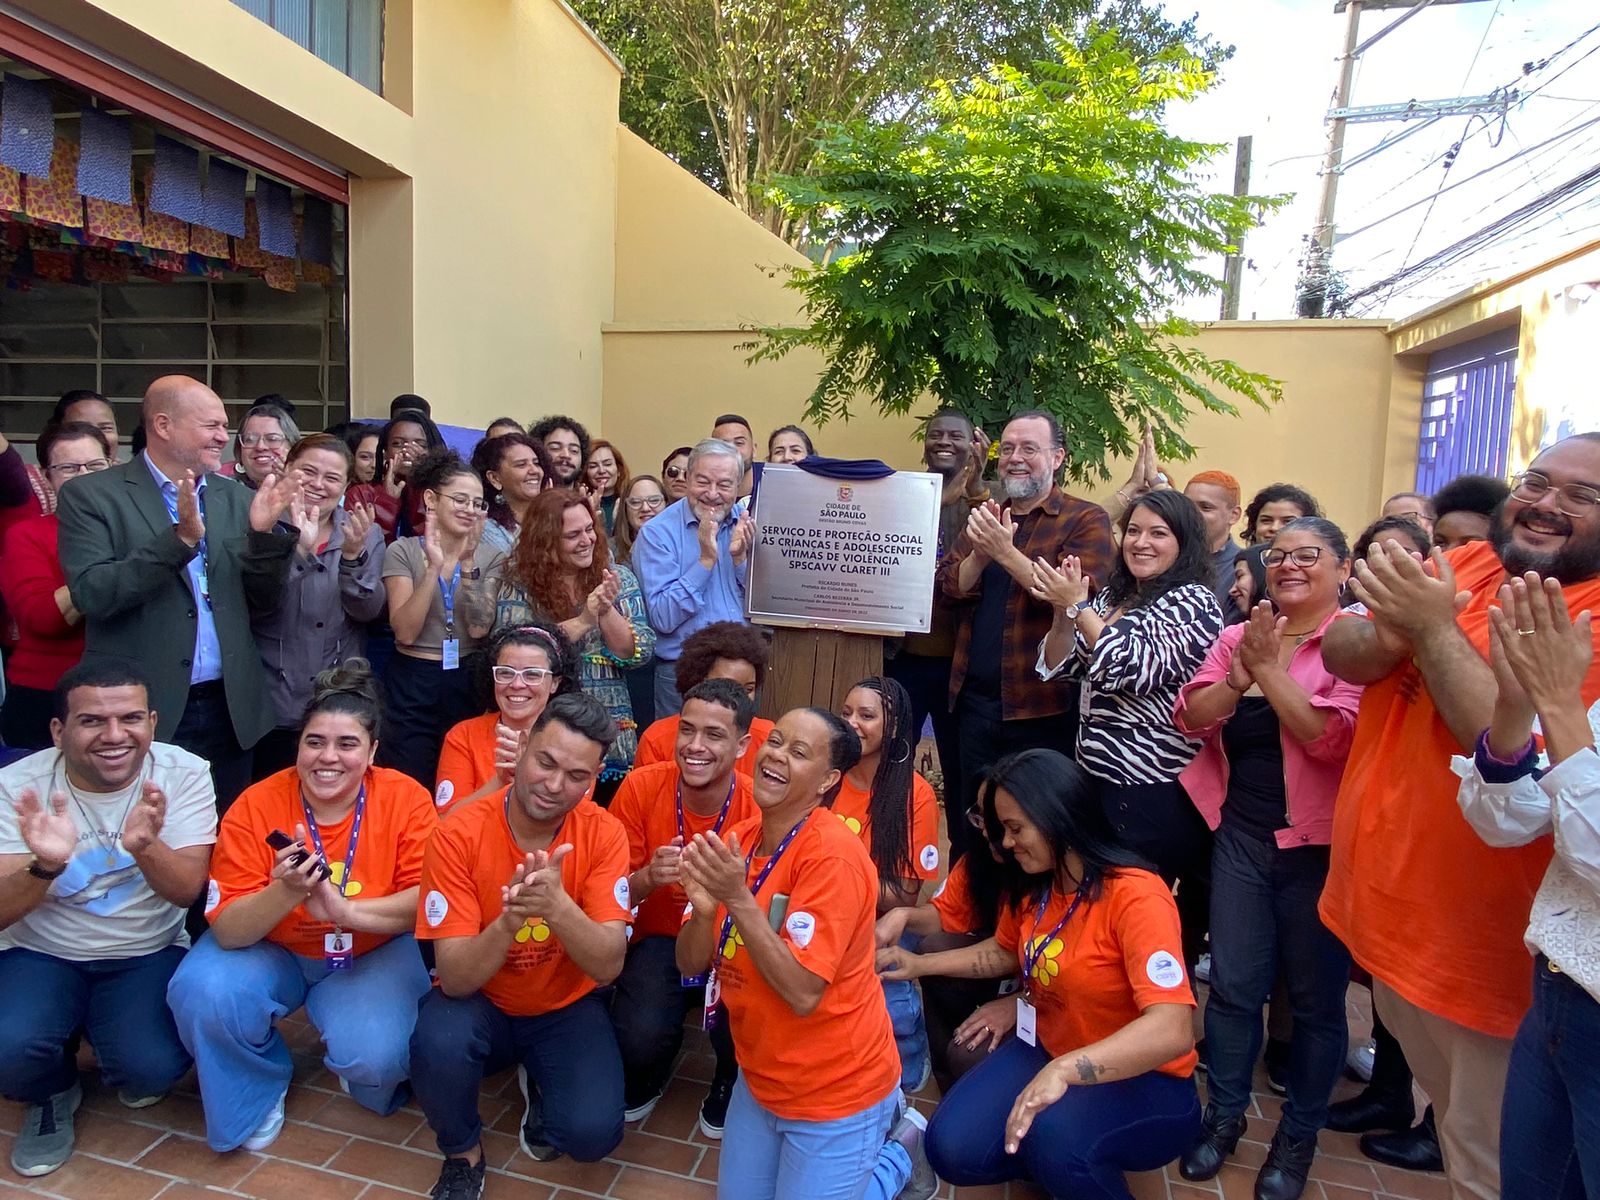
[[56, 456, 296, 748]]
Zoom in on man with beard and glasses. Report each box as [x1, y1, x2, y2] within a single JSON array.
[[0, 661, 215, 1177], [1320, 432, 1600, 1200], [888, 410, 990, 861], [937, 410, 1114, 862]]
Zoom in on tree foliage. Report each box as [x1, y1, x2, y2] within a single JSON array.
[[572, 0, 1229, 245], [748, 29, 1286, 482]]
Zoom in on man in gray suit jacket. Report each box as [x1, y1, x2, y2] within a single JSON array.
[[56, 376, 300, 810]]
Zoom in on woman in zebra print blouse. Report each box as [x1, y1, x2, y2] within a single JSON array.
[[1030, 488, 1223, 963]]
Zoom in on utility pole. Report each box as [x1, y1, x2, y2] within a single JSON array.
[[1221, 135, 1253, 320], [1299, 0, 1500, 316]]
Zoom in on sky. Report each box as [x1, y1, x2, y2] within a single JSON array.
[[1157, 0, 1600, 321]]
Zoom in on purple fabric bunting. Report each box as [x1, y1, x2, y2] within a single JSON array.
[[77, 108, 132, 204], [201, 158, 247, 237], [1, 75, 54, 178], [255, 177, 296, 257], [300, 194, 332, 265], [150, 136, 203, 222]]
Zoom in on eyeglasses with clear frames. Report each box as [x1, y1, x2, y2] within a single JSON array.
[[46, 458, 110, 477], [492, 666, 554, 686], [1512, 472, 1600, 517], [1262, 546, 1326, 568], [239, 432, 289, 448], [626, 494, 666, 511], [441, 492, 489, 512]]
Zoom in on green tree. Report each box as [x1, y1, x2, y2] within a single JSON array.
[[748, 30, 1285, 482], [572, 1, 1227, 244]]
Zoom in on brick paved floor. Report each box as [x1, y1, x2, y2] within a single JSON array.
[[0, 986, 1446, 1200]]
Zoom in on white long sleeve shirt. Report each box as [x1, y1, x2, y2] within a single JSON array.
[[1454, 699, 1600, 1003]]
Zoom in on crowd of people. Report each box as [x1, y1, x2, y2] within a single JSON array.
[[0, 373, 1594, 1200]]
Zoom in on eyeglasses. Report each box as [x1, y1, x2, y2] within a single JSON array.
[[440, 492, 489, 512], [663, 466, 687, 479], [998, 442, 1049, 460], [389, 436, 428, 451], [1512, 471, 1600, 517], [239, 432, 288, 448], [964, 805, 987, 832], [1263, 546, 1326, 568], [492, 666, 555, 686], [626, 494, 666, 511], [46, 458, 110, 477]]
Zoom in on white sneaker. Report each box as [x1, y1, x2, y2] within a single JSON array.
[[1347, 1038, 1376, 1083], [889, 1106, 936, 1200], [1194, 953, 1212, 984], [242, 1093, 287, 1152]]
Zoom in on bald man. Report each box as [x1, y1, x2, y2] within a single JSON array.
[[56, 376, 300, 810]]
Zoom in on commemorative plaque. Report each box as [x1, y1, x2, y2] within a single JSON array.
[[746, 464, 942, 636]]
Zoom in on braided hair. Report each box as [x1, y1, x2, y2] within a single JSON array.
[[847, 676, 917, 888]]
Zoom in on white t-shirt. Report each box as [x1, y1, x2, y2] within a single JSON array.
[[0, 742, 218, 961]]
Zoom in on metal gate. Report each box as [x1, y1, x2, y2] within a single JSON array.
[[1414, 326, 1518, 493]]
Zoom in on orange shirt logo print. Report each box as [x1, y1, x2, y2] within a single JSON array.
[[839, 813, 863, 836], [327, 863, 362, 896], [721, 924, 744, 959], [1026, 931, 1065, 989], [515, 917, 552, 944]]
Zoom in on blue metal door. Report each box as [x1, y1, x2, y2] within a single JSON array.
[[1414, 326, 1518, 493]]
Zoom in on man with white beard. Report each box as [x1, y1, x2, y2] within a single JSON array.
[[935, 410, 1115, 858]]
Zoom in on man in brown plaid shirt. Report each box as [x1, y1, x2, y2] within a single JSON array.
[[935, 410, 1115, 857]]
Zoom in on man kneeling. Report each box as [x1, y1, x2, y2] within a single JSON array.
[[413, 693, 632, 1200], [0, 662, 215, 1176]]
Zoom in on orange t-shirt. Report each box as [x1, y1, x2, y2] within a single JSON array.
[[830, 771, 942, 881], [608, 761, 758, 941], [416, 794, 632, 1017], [1320, 539, 1600, 1038], [435, 712, 500, 815], [635, 714, 776, 778], [208, 767, 436, 958], [995, 869, 1197, 1077], [704, 810, 900, 1121], [931, 855, 984, 934]]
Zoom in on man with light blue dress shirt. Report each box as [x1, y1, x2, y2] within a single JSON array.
[[57, 376, 299, 812], [631, 438, 757, 717]]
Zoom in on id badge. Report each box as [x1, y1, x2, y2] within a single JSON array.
[[681, 973, 707, 989], [1016, 995, 1038, 1047], [701, 974, 722, 1030], [325, 931, 353, 971], [441, 638, 461, 671]]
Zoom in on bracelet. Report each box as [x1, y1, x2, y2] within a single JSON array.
[[1225, 675, 1250, 693]]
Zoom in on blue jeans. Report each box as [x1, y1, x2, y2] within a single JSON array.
[[925, 1038, 1201, 1199], [0, 945, 190, 1103], [654, 659, 683, 719], [1202, 825, 1352, 1140], [717, 1074, 905, 1200], [884, 974, 929, 1091], [610, 934, 736, 1108], [1501, 957, 1600, 1199], [168, 932, 430, 1150], [411, 988, 624, 1162]]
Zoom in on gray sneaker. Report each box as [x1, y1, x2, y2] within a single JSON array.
[[889, 1106, 937, 1200], [12, 1080, 82, 1177]]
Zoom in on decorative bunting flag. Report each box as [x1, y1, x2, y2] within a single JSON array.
[[0, 75, 53, 178], [255, 176, 295, 257], [201, 157, 246, 237], [150, 136, 203, 222], [77, 108, 132, 204]]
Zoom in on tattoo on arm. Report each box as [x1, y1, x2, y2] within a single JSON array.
[[1073, 1055, 1107, 1084], [969, 943, 1011, 978], [455, 579, 495, 632]]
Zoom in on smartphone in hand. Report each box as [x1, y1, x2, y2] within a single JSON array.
[[264, 829, 333, 881]]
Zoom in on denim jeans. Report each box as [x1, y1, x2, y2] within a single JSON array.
[[717, 1075, 904, 1200], [411, 988, 624, 1161], [610, 934, 735, 1108], [1202, 824, 1351, 1140], [654, 659, 683, 719], [1501, 957, 1600, 1200], [0, 945, 191, 1104], [168, 932, 430, 1150], [926, 1037, 1201, 1199], [884, 975, 929, 1091]]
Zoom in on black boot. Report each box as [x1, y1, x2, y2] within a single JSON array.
[[1180, 1106, 1247, 1182], [1359, 1105, 1443, 1172], [1326, 1084, 1415, 1134], [1255, 1129, 1317, 1200]]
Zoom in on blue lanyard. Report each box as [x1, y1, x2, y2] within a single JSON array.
[[677, 776, 736, 844], [713, 810, 811, 961], [301, 783, 367, 900], [160, 482, 211, 610], [436, 560, 461, 635], [1022, 884, 1086, 996]]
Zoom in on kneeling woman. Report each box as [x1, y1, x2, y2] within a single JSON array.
[[676, 708, 931, 1200], [879, 749, 1200, 1198], [433, 621, 581, 815], [168, 661, 437, 1152]]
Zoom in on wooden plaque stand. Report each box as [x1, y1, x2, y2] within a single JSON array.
[[758, 627, 885, 720]]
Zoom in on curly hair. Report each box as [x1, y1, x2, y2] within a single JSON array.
[[407, 446, 477, 499], [505, 489, 611, 618], [1431, 473, 1510, 521], [472, 432, 552, 532], [528, 414, 591, 476], [674, 620, 771, 695], [474, 619, 582, 713], [1243, 483, 1322, 544]]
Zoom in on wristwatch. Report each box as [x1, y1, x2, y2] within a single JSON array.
[[1062, 603, 1082, 621], [27, 857, 66, 881]]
